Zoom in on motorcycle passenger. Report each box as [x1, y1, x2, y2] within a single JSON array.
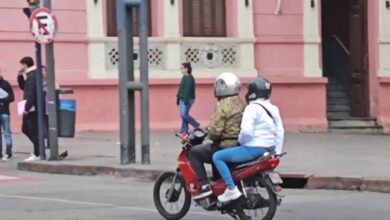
[[212, 77, 285, 203], [188, 72, 246, 200]]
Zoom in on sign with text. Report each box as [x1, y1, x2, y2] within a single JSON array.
[[29, 8, 58, 44]]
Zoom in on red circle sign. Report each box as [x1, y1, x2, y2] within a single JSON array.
[[29, 8, 58, 44]]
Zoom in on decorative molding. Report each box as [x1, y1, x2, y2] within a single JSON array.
[[105, 43, 166, 70], [97, 37, 256, 71], [104, 41, 240, 70], [182, 43, 239, 68], [88, 36, 257, 44]]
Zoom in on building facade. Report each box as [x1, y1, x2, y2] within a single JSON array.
[[0, 0, 389, 133]]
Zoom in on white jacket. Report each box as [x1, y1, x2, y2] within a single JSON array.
[[238, 98, 285, 154]]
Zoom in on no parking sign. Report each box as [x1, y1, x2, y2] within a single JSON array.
[[29, 8, 58, 44]]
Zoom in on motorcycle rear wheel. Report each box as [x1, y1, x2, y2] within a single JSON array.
[[153, 172, 191, 220], [243, 176, 278, 220]]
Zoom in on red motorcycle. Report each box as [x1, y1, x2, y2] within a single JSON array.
[[153, 128, 285, 220]]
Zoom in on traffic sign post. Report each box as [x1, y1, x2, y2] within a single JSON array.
[[26, 6, 58, 161], [43, 0, 60, 161], [33, 41, 46, 161]]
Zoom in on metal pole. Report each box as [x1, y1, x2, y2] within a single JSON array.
[[43, 0, 59, 160], [118, 0, 136, 164], [35, 42, 46, 160], [139, 0, 150, 164]]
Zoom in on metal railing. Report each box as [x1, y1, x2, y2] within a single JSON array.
[[323, 35, 351, 90]]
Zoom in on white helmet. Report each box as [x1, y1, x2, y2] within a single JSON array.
[[214, 72, 241, 98]]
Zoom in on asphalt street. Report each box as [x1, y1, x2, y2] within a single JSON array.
[[0, 163, 389, 220]]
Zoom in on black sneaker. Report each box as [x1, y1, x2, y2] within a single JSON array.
[[193, 184, 212, 200]]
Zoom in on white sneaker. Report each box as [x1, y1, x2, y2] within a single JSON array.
[[1, 154, 10, 162], [218, 186, 242, 203], [24, 154, 38, 162]]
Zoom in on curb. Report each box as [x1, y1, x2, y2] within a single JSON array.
[[17, 162, 164, 181], [306, 176, 390, 193], [18, 162, 390, 193]]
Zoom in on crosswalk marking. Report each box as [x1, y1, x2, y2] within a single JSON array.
[[0, 174, 36, 184], [0, 175, 20, 181]]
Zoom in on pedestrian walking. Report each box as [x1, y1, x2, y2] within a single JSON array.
[[18, 56, 40, 161], [0, 69, 15, 161], [176, 62, 200, 134]]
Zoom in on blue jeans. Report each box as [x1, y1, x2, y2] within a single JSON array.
[[213, 146, 270, 189], [0, 114, 13, 158], [179, 99, 200, 133]]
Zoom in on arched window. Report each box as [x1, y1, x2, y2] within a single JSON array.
[[183, 0, 226, 37], [106, 0, 152, 37]]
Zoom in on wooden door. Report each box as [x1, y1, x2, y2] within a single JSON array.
[[349, 0, 369, 117]]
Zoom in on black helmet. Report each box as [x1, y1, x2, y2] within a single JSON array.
[[245, 77, 272, 103]]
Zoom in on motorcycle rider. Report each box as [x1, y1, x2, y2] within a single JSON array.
[[213, 77, 285, 203], [188, 72, 246, 200]]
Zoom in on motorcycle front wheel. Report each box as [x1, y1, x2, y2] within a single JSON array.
[[153, 172, 191, 220]]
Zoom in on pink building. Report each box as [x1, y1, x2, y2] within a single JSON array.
[[0, 0, 389, 133]]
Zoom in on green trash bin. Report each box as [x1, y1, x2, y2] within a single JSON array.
[[58, 99, 76, 137]]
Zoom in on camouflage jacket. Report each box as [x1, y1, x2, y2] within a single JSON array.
[[207, 95, 246, 148]]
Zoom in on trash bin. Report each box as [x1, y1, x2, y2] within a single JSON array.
[[58, 99, 76, 137]]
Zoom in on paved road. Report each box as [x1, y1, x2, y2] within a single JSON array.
[[11, 132, 390, 179], [0, 167, 389, 220]]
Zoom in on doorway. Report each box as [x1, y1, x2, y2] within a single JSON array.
[[321, 0, 369, 119]]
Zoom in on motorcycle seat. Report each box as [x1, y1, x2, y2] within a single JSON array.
[[229, 152, 271, 169]]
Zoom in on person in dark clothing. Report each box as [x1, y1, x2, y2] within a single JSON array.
[[176, 62, 200, 134], [0, 71, 15, 161], [18, 56, 40, 162]]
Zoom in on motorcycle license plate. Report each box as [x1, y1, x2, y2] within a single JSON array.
[[268, 172, 283, 184]]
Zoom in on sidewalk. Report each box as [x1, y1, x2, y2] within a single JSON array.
[[10, 132, 390, 193]]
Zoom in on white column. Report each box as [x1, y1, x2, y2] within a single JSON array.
[[237, 0, 255, 38], [237, 0, 257, 77], [163, 0, 182, 71], [86, 0, 113, 79], [86, 0, 104, 38], [379, 0, 390, 76], [163, 0, 180, 37], [238, 39, 257, 76], [303, 0, 322, 77]]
